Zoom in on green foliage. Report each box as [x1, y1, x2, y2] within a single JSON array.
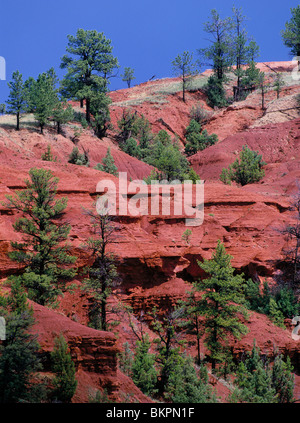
[[131, 336, 157, 396], [118, 342, 134, 376], [52, 101, 74, 134], [184, 119, 218, 156], [196, 241, 248, 371], [220, 145, 266, 186], [122, 137, 142, 159], [232, 341, 294, 403], [6, 70, 27, 130], [151, 308, 184, 397], [198, 9, 233, 81], [118, 110, 152, 153], [172, 51, 197, 102], [89, 91, 112, 138], [32, 69, 59, 134], [81, 210, 119, 331], [282, 6, 300, 57], [121, 67, 136, 88], [4, 168, 76, 306], [60, 29, 118, 123], [68, 146, 89, 166], [182, 229, 192, 245], [204, 74, 228, 108], [41, 144, 57, 162], [166, 356, 216, 403], [0, 288, 41, 403], [245, 279, 299, 326], [50, 333, 77, 403], [273, 73, 285, 99], [94, 147, 118, 176]]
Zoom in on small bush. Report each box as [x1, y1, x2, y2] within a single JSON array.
[[184, 119, 218, 156], [204, 75, 228, 109], [68, 146, 89, 166], [220, 145, 266, 186]]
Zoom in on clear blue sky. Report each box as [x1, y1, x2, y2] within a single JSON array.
[[0, 0, 299, 103]]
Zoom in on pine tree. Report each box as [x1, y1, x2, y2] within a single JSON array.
[[166, 355, 216, 403], [220, 145, 266, 186], [0, 286, 41, 403], [60, 29, 118, 123], [94, 147, 118, 176], [196, 241, 248, 372], [121, 67, 136, 88], [271, 354, 294, 403], [151, 308, 184, 396], [32, 71, 59, 134], [198, 9, 233, 81], [4, 168, 76, 306], [131, 335, 157, 396], [172, 51, 197, 102], [282, 6, 300, 66], [50, 333, 77, 403], [52, 101, 74, 134], [6, 70, 27, 130], [82, 207, 119, 331]]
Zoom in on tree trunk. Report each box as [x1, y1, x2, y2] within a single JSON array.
[[86, 98, 91, 123], [16, 112, 20, 131]]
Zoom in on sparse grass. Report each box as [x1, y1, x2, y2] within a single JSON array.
[[111, 74, 209, 108], [0, 113, 40, 130]]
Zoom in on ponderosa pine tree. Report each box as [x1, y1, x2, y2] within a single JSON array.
[[172, 51, 197, 102], [198, 9, 233, 81], [0, 283, 41, 403], [82, 207, 119, 331], [4, 168, 76, 306], [32, 70, 59, 134], [60, 29, 118, 123], [196, 241, 248, 372], [50, 333, 77, 403], [121, 67, 136, 88], [282, 6, 300, 69], [94, 147, 118, 176], [6, 70, 27, 130], [131, 335, 157, 396], [52, 101, 74, 134]]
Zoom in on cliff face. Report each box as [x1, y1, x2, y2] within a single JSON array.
[[0, 61, 300, 401]]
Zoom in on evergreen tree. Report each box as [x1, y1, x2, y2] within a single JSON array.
[[196, 241, 248, 371], [118, 342, 134, 376], [230, 7, 260, 101], [82, 207, 119, 331], [282, 6, 300, 66], [60, 29, 118, 122], [6, 70, 27, 130], [0, 287, 41, 403], [166, 355, 216, 403], [32, 71, 59, 134], [50, 333, 77, 403], [94, 147, 118, 176], [52, 101, 74, 134], [151, 308, 184, 396], [220, 145, 266, 186], [121, 67, 136, 88], [198, 9, 233, 81], [89, 91, 112, 139], [271, 354, 294, 403], [178, 287, 204, 365], [131, 335, 157, 396], [4, 168, 76, 306], [184, 119, 218, 156], [172, 51, 197, 102]]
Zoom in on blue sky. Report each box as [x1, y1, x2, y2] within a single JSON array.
[[0, 0, 299, 103]]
